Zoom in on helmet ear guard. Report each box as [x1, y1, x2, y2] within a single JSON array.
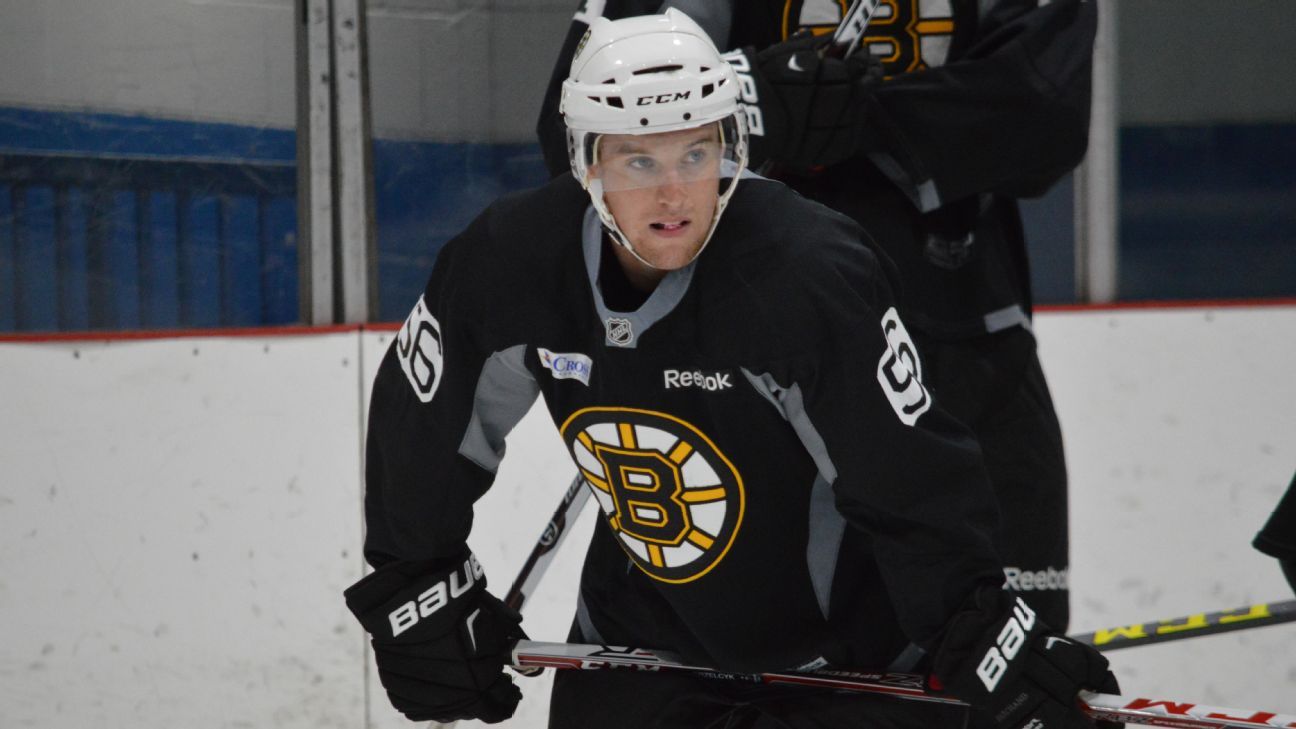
[[560, 9, 749, 267]]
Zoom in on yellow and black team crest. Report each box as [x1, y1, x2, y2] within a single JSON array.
[[783, 0, 956, 74], [560, 407, 745, 584]]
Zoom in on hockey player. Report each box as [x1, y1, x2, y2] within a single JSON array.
[[344, 10, 1118, 727], [1254, 472, 1296, 595], [537, 0, 1096, 633]]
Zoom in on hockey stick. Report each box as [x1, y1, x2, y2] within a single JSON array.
[[829, 0, 881, 58], [511, 640, 1296, 729], [503, 473, 590, 612], [827, 0, 880, 59], [1073, 598, 1296, 651]]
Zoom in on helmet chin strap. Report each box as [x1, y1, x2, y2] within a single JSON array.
[[587, 178, 659, 271]]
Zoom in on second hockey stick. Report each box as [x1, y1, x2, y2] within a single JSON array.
[[1073, 598, 1296, 651], [503, 473, 590, 612], [512, 640, 1296, 729], [827, 0, 880, 59]]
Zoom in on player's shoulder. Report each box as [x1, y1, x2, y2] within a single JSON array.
[[486, 172, 587, 226], [480, 173, 587, 249], [444, 173, 586, 272], [425, 173, 587, 319], [720, 177, 893, 304]]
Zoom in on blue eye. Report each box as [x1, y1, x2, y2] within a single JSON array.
[[627, 156, 656, 171]]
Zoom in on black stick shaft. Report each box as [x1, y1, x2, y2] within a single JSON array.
[[503, 474, 590, 612]]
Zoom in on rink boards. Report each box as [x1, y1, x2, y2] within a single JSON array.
[[0, 304, 1293, 728]]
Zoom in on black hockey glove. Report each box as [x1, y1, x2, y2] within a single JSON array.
[[931, 586, 1122, 729], [724, 33, 882, 173], [343, 551, 526, 724]]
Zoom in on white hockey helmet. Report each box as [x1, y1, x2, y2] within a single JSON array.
[[561, 9, 749, 266]]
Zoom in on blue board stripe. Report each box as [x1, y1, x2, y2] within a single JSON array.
[[4, 104, 1286, 333]]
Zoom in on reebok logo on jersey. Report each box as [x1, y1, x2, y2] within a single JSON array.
[[538, 348, 593, 386], [663, 368, 733, 392], [876, 307, 931, 426], [396, 295, 444, 403], [1003, 566, 1069, 592]]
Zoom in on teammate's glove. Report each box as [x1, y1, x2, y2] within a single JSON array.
[[343, 551, 526, 724], [930, 586, 1122, 729], [724, 33, 882, 173]]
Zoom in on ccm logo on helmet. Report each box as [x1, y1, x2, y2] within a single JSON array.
[[978, 597, 1037, 691], [387, 554, 484, 637], [637, 91, 691, 106]]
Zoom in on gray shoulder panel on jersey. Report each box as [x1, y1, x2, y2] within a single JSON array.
[[983, 303, 1033, 334], [806, 472, 847, 618], [741, 368, 846, 619], [582, 205, 697, 349], [887, 641, 928, 672], [574, 592, 606, 644], [741, 369, 839, 483], [661, 0, 734, 48], [458, 344, 540, 473]]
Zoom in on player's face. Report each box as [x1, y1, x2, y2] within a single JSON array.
[[594, 124, 723, 275]]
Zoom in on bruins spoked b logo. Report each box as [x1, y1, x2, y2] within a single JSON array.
[[560, 407, 745, 584]]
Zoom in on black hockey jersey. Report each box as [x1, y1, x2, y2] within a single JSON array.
[[362, 173, 1004, 672], [537, 0, 1096, 339]]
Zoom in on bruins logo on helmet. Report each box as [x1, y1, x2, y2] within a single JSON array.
[[560, 407, 745, 584]]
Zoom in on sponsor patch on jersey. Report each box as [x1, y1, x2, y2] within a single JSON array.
[[537, 347, 593, 386], [876, 307, 931, 426], [396, 295, 444, 403], [605, 317, 634, 347], [560, 407, 745, 584], [663, 368, 734, 392]]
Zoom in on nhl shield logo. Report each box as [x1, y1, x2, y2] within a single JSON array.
[[605, 317, 634, 347]]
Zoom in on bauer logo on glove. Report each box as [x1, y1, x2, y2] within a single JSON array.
[[387, 552, 484, 637], [977, 596, 1036, 691]]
